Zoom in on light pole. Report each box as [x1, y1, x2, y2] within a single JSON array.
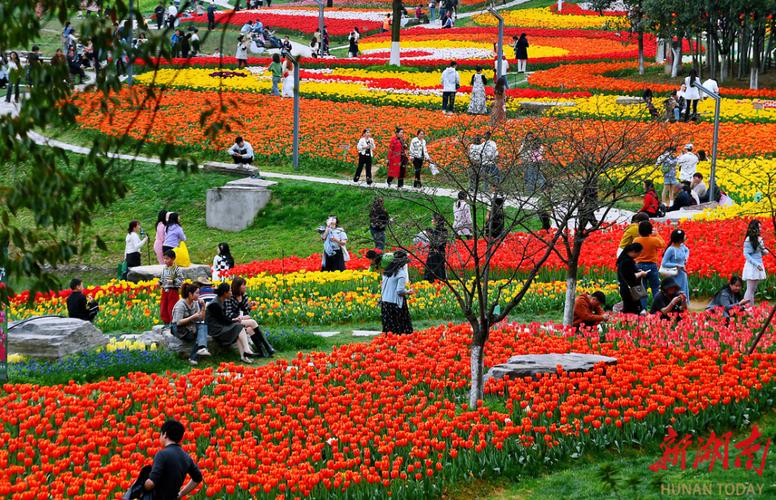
[[488, 2, 504, 81], [284, 50, 300, 171], [127, 0, 134, 86], [314, 0, 325, 57], [693, 81, 721, 202], [0, 266, 6, 383]]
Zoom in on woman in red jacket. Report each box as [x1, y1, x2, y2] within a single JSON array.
[[387, 127, 408, 188], [640, 180, 660, 217]]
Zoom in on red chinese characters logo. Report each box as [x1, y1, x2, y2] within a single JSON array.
[[650, 426, 771, 476]]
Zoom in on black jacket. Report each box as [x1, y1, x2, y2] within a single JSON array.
[[66, 291, 98, 322]]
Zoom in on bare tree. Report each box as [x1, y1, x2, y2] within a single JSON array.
[[379, 124, 583, 406], [521, 114, 680, 326]]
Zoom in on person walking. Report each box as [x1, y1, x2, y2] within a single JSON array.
[[466, 67, 488, 115], [440, 61, 460, 115], [657, 146, 678, 206], [661, 229, 691, 299], [490, 76, 507, 125], [634, 220, 665, 310], [153, 210, 168, 265], [162, 212, 186, 254], [386, 127, 408, 188], [154, 2, 165, 30], [354, 128, 376, 184], [124, 220, 148, 268], [409, 130, 432, 188], [682, 68, 701, 122], [423, 214, 447, 282], [514, 33, 529, 73], [369, 197, 389, 250], [453, 191, 473, 239], [380, 251, 414, 334], [4, 52, 21, 104], [207, 1, 217, 30], [742, 220, 769, 305], [617, 242, 648, 315], [321, 216, 348, 271], [144, 420, 204, 499]]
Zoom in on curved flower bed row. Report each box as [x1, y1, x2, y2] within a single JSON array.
[[473, 7, 628, 30], [529, 61, 776, 99], [1, 317, 774, 497], [184, 8, 384, 35]]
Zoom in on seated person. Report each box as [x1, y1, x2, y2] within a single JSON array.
[[171, 283, 211, 366], [691, 172, 708, 203], [442, 13, 454, 29], [66, 278, 99, 322], [282, 36, 292, 53], [366, 249, 394, 272], [639, 180, 660, 217], [650, 277, 687, 320], [573, 291, 607, 328], [251, 20, 264, 34], [228, 135, 254, 164], [667, 182, 697, 212], [196, 277, 217, 304], [240, 21, 254, 34], [706, 275, 749, 318]]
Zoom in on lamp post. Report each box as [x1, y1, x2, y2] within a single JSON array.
[[0, 266, 6, 383], [488, 2, 504, 81], [693, 82, 721, 202], [314, 0, 325, 57], [284, 50, 300, 171], [127, 0, 134, 86]]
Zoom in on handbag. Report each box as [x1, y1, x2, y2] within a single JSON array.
[[173, 241, 191, 267], [659, 265, 678, 278], [117, 260, 128, 280], [628, 283, 648, 302]]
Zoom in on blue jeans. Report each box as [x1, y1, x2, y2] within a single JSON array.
[[430, 6, 436, 21], [370, 227, 386, 250], [172, 322, 208, 361], [638, 262, 660, 309], [673, 107, 680, 121], [271, 76, 280, 96]]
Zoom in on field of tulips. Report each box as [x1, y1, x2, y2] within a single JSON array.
[[7, 270, 619, 332], [473, 7, 629, 30], [1, 315, 775, 497]]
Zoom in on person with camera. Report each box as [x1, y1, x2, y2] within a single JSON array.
[[66, 278, 100, 322], [320, 216, 348, 272], [650, 277, 687, 320], [124, 220, 148, 268]]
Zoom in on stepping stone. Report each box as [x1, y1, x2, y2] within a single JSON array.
[[312, 331, 341, 338], [352, 330, 381, 337], [616, 96, 644, 105], [484, 352, 617, 383]]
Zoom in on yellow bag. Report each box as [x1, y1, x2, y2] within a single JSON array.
[[173, 241, 191, 267]]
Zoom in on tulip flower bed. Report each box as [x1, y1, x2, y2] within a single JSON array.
[[7, 271, 619, 333], [473, 7, 628, 30], [184, 9, 384, 36], [1, 317, 776, 498]]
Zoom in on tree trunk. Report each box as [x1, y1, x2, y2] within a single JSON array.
[[720, 55, 729, 82], [469, 342, 485, 407], [389, 0, 402, 66], [562, 272, 578, 327], [664, 39, 672, 74], [750, 66, 759, 89], [671, 38, 682, 78], [638, 30, 645, 75]]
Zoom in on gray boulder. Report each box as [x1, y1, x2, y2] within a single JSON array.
[[484, 352, 617, 383], [9, 317, 108, 359], [126, 264, 211, 283], [128, 330, 232, 358]]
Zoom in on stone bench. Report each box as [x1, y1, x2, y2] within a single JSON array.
[[126, 264, 211, 283], [615, 96, 644, 105], [202, 160, 260, 177], [127, 329, 234, 358], [518, 101, 577, 113], [9, 316, 108, 359]]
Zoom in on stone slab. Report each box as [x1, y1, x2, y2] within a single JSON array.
[[135, 330, 231, 357], [615, 96, 644, 105], [202, 160, 259, 176], [484, 352, 617, 383], [9, 317, 108, 359], [206, 185, 273, 232], [312, 331, 341, 338], [126, 264, 211, 283], [225, 178, 278, 189], [519, 101, 577, 112], [352, 330, 381, 337]]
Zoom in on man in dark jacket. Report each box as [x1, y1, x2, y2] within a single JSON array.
[[206, 2, 217, 30], [650, 277, 686, 320], [66, 278, 99, 322], [666, 182, 696, 212], [144, 420, 203, 499]]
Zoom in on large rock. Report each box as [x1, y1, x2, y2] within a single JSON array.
[[615, 96, 644, 105], [126, 330, 232, 358], [519, 101, 577, 113], [484, 352, 617, 382], [126, 264, 211, 283], [206, 179, 276, 232], [9, 317, 108, 359]]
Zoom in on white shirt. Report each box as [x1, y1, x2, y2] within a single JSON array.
[[481, 140, 498, 167], [692, 181, 707, 199], [683, 76, 701, 100], [124, 232, 147, 256], [357, 137, 375, 156], [494, 57, 509, 75], [677, 152, 698, 182], [441, 67, 460, 92], [409, 137, 430, 160], [229, 141, 254, 158], [701, 78, 719, 97], [167, 5, 178, 17], [235, 41, 248, 59], [468, 143, 483, 165], [453, 200, 473, 236]]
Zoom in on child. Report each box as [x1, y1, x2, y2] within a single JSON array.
[[160, 249, 184, 325], [211, 242, 234, 281]]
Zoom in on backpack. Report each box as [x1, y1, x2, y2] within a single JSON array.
[[656, 203, 667, 218]]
